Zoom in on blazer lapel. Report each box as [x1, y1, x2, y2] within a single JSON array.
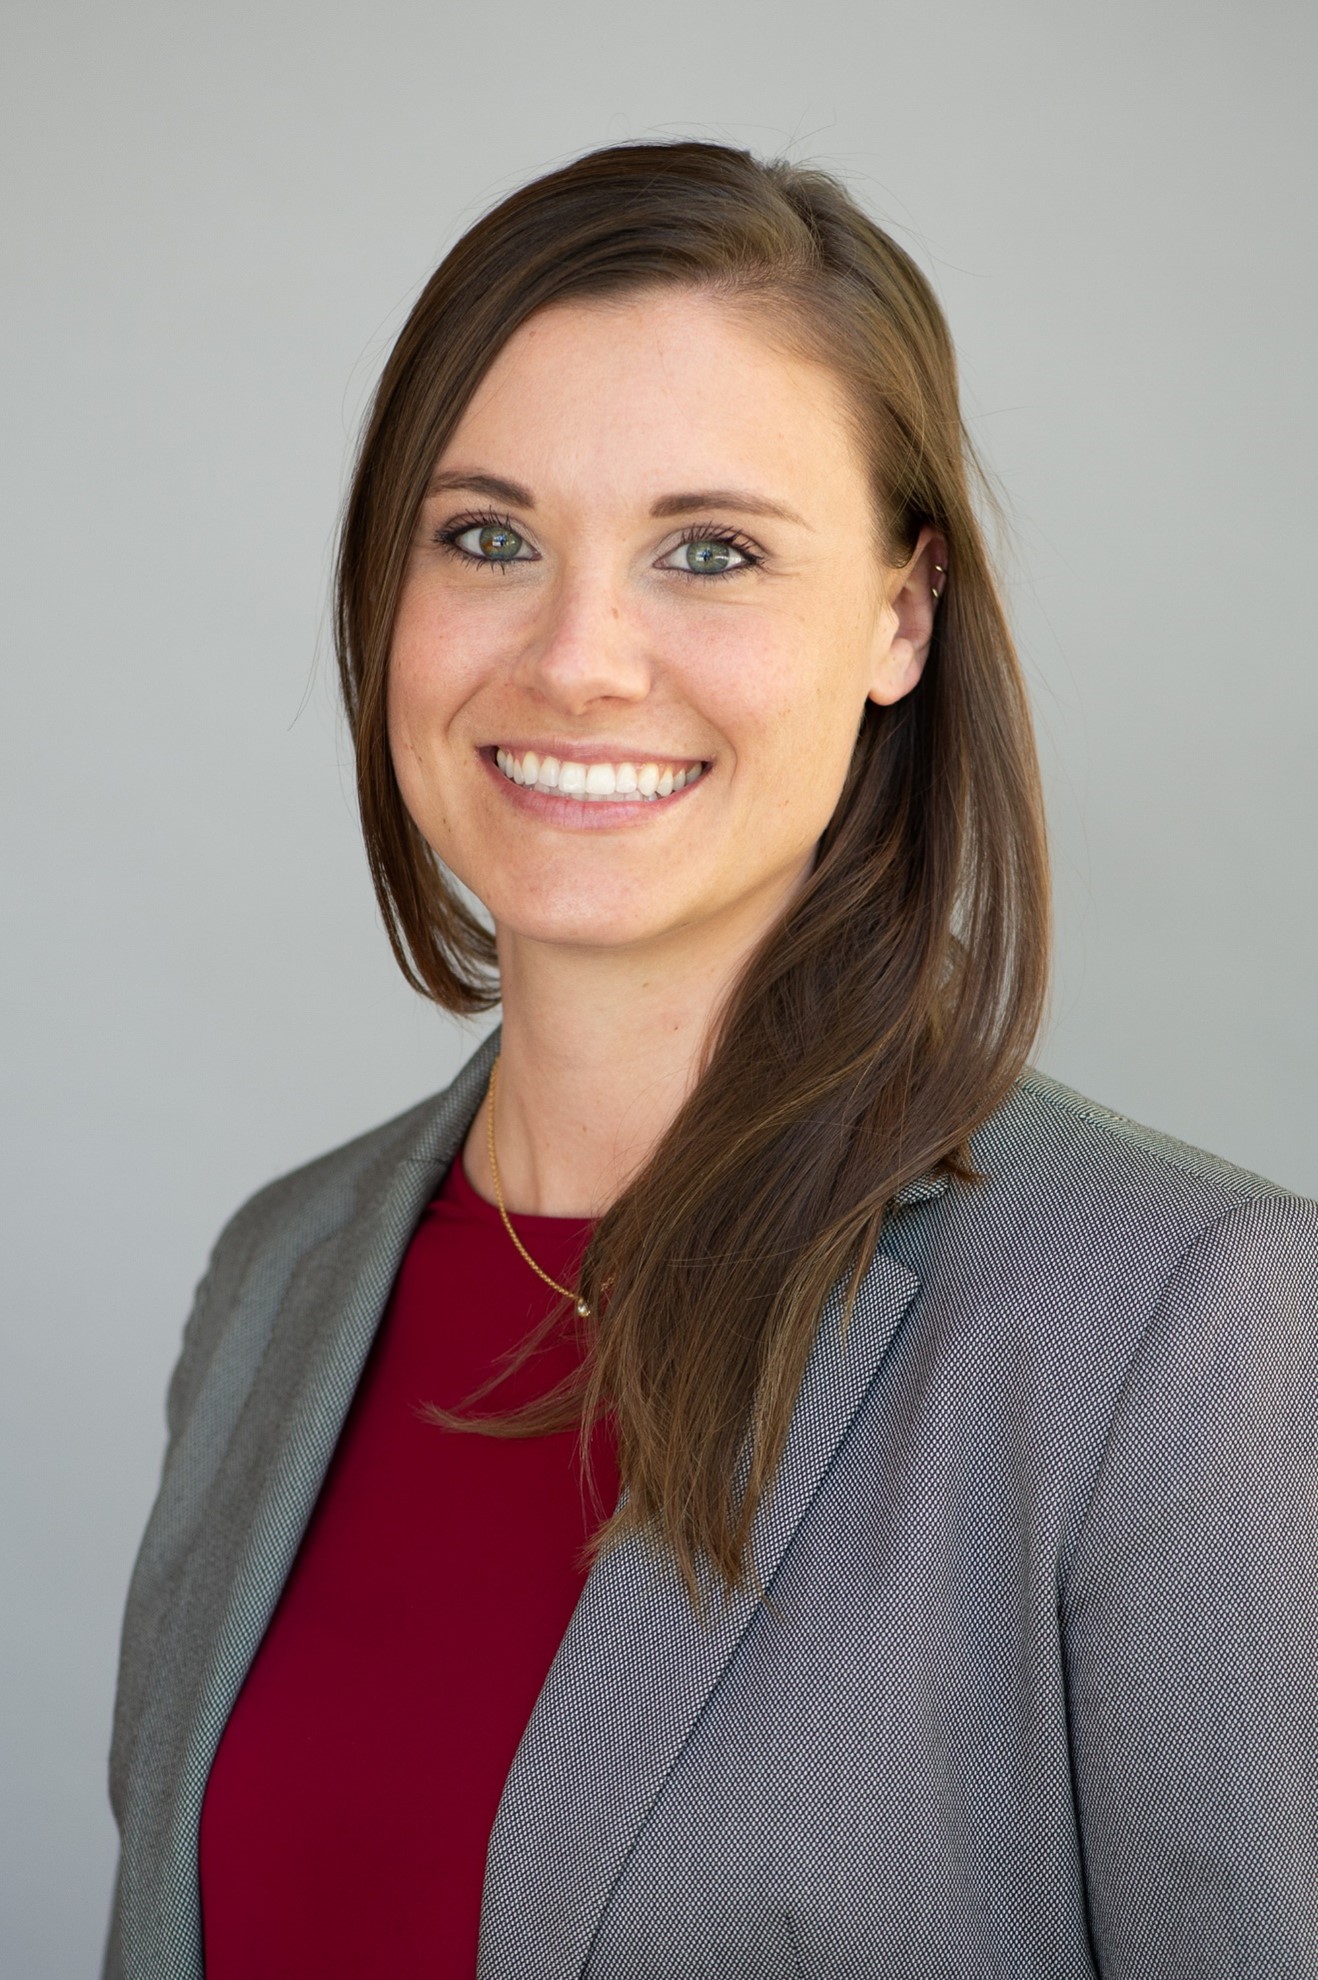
[[477, 1202, 935, 1980], [124, 1026, 501, 1979]]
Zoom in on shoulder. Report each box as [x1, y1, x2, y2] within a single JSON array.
[[163, 1026, 500, 1438], [942, 1065, 1318, 1334], [973, 1063, 1311, 1232], [206, 1087, 446, 1270], [200, 1025, 499, 1278], [897, 1073, 1318, 1610]]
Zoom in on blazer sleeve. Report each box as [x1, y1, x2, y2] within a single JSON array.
[[105, 1171, 302, 1846], [1061, 1193, 1318, 1974]]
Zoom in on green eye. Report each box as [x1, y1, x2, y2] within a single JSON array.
[[477, 523, 523, 560], [682, 539, 735, 574], [437, 515, 534, 569]]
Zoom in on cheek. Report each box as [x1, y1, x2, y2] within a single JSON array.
[[383, 617, 464, 838], [698, 610, 868, 783], [385, 642, 428, 768], [385, 589, 480, 763], [385, 582, 429, 747]]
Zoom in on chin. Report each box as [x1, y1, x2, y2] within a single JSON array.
[[497, 904, 668, 952]]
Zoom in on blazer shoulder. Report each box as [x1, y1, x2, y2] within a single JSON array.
[[947, 1067, 1317, 1313], [214, 1087, 445, 1255], [1019, 1067, 1298, 1197], [203, 1024, 500, 1274], [979, 1064, 1307, 1215], [163, 1026, 500, 1441]]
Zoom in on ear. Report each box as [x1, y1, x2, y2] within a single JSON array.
[[866, 525, 949, 707]]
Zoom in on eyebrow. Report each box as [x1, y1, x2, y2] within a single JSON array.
[[426, 470, 535, 506], [650, 488, 808, 527], [426, 469, 808, 529]]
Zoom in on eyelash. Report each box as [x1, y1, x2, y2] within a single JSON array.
[[671, 522, 765, 580], [431, 509, 765, 579], [433, 510, 529, 576]]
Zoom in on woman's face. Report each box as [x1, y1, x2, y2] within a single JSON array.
[[388, 287, 938, 964]]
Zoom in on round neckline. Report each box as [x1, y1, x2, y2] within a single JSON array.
[[444, 1142, 597, 1233]]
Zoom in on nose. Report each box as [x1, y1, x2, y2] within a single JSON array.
[[511, 566, 652, 715]]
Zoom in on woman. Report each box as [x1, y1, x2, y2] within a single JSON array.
[[104, 141, 1318, 1978]]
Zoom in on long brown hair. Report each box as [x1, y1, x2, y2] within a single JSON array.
[[335, 141, 1050, 1615]]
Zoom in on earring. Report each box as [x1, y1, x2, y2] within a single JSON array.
[[931, 562, 946, 602]]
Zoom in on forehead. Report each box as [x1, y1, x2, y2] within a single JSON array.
[[438, 288, 868, 511]]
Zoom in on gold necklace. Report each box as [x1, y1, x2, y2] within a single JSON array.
[[486, 1055, 592, 1318]]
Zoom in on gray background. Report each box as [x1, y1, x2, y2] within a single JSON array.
[[2, 0, 1314, 1971]]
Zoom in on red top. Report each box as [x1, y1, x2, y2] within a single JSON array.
[[199, 1147, 616, 1978]]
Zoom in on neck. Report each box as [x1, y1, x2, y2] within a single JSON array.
[[463, 888, 792, 1218]]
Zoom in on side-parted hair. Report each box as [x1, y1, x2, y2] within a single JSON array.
[[334, 141, 1051, 1616]]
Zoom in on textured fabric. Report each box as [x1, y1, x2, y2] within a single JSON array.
[[103, 1023, 1318, 1978], [198, 1149, 614, 1977]]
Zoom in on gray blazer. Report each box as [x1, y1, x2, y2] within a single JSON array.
[[105, 1024, 1318, 1978]]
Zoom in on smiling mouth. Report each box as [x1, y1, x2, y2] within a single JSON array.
[[488, 746, 708, 802]]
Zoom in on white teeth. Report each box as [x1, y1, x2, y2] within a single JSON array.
[[493, 748, 705, 801]]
